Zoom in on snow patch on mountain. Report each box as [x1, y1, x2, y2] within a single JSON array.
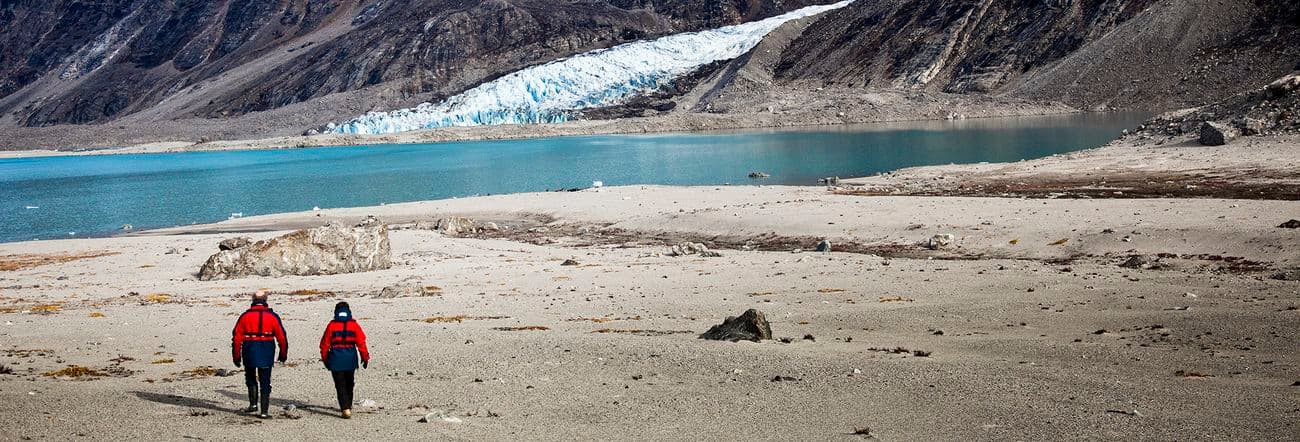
[[331, 0, 853, 135]]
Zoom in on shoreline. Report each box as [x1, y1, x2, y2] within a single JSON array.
[[0, 92, 1078, 158]]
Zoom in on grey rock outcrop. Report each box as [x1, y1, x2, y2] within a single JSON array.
[[699, 309, 772, 342], [1198, 121, 1238, 146], [198, 216, 391, 280]]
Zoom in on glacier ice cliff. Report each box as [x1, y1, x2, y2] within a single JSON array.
[[331, 0, 854, 135]]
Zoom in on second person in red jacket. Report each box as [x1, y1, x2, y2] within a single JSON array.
[[319, 301, 370, 418]]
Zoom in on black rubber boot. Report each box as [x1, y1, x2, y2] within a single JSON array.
[[258, 394, 271, 419], [245, 390, 258, 413]]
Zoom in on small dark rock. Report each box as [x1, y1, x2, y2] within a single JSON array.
[[802, 334, 815, 342], [1278, 219, 1300, 229], [699, 309, 773, 342], [771, 375, 799, 382], [218, 237, 252, 251], [1119, 255, 1151, 269], [747, 172, 770, 179], [1271, 270, 1300, 281], [1093, 329, 1108, 335], [815, 239, 832, 253], [561, 259, 580, 266]]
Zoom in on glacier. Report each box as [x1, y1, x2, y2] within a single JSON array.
[[331, 0, 854, 135]]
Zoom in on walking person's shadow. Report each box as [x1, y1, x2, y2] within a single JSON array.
[[215, 389, 338, 417], [129, 390, 338, 418], [130, 391, 245, 417]]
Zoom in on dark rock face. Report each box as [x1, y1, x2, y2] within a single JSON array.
[[198, 216, 391, 280], [774, 0, 1300, 110], [775, 0, 1158, 93], [0, 0, 817, 127], [699, 309, 772, 342]]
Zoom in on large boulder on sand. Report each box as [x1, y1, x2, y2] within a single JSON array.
[[699, 309, 772, 342], [198, 216, 391, 280], [1198, 121, 1239, 146]]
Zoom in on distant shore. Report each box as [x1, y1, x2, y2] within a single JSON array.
[[0, 89, 1076, 158]]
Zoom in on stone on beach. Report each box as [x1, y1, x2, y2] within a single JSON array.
[[669, 242, 721, 257], [197, 216, 391, 280], [699, 309, 772, 342], [1198, 121, 1238, 146], [1119, 255, 1153, 269], [376, 276, 440, 298], [434, 217, 478, 236], [1278, 219, 1300, 229], [815, 239, 832, 253], [925, 234, 954, 250], [217, 237, 252, 251]]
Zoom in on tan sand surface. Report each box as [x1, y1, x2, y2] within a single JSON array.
[[2, 179, 1297, 439]]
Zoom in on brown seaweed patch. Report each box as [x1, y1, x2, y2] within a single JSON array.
[[593, 328, 693, 336], [0, 251, 120, 271], [492, 326, 550, 331]]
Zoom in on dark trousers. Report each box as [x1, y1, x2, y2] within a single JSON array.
[[244, 366, 272, 406], [331, 370, 356, 410]]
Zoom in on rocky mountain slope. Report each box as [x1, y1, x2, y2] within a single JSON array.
[[0, 0, 819, 128], [0, 0, 1297, 150], [772, 0, 1300, 110]]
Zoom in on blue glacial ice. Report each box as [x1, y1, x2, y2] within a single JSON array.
[[331, 0, 854, 135]]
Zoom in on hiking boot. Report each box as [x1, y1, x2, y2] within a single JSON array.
[[246, 391, 258, 413], [257, 413, 272, 420], [342, 409, 352, 419]]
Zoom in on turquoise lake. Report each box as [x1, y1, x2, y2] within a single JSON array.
[[0, 113, 1143, 243]]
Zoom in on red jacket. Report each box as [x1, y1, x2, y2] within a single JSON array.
[[231, 304, 288, 364], [319, 319, 370, 363]]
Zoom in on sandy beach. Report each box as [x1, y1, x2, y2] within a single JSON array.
[[2, 131, 1298, 440]]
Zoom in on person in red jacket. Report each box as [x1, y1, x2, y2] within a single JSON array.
[[319, 301, 370, 418], [231, 291, 288, 419]]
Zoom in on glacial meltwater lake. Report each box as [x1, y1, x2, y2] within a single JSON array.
[[0, 113, 1144, 243]]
